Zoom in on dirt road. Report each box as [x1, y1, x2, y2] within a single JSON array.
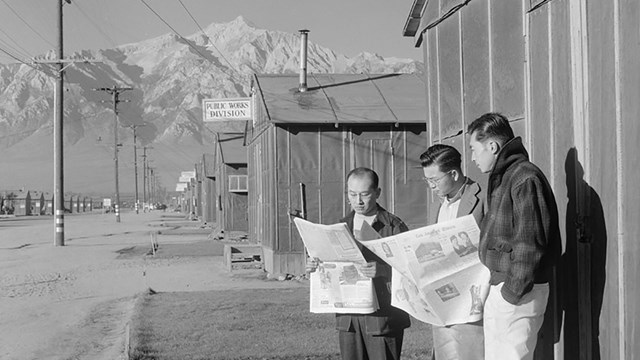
[[0, 211, 285, 360]]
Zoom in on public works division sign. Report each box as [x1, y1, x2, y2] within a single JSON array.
[[203, 98, 252, 122]]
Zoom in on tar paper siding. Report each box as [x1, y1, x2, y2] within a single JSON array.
[[201, 154, 217, 225], [215, 163, 248, 233], [413, 0, 640, 358], [248, 123, 427, 276]]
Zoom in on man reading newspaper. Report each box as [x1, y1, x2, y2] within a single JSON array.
[[306, 167, 410, 360], [421, 144, 486, 360]]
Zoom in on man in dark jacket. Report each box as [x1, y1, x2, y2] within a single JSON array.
[[308, 167, 410, 360], [468, 113, 560, 360]]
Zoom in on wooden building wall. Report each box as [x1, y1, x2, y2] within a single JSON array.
[[248, 124, 427, 276], [201, 176, 216, 224], [416, 0, 640, 358], [215, 164, 248, 232]]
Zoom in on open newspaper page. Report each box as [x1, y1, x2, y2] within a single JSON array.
[[359, 215, 490, 325], [293, 217, 379, 314]]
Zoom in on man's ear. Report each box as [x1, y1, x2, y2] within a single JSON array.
[[375, 187, 382, 197], [489, 141, 500, 155]]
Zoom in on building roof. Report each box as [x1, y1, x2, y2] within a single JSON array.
[[253, 73, 426, 124], [217, 135, 247, 165]]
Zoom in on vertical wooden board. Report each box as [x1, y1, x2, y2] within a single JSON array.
[[289, 129, 320, 184], [319, 128, 346, 182], [619, 0, 640, 356], [586, 1, 619, 359], [247, 144, 256, 243], [371, 139, 392, 210], [351, 128, 389, 169], [319, 128, 346, 224], [528, 7, 551, 175], [491, 0, 525, 117], [275, 127, 289, 185], [462, 0, 491, 123], [229, 193, 248, 231], [276, 183, 293, 252], [266, 129, 277, 251], [422, 0, 440, 30], [427, 29, 440, 141], [321, 182, 345, 224], [510, 119, 527, 146], [437, 13, 463, 138], [550, 0, 573, 246], [392, 129, 429, 229]]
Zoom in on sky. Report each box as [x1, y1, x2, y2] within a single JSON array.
[[0, 0, 423, 65]]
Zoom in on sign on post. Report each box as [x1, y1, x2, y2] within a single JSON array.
[[203, 98, 252, 122]]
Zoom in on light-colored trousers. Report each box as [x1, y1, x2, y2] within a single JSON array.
[[484, 282, 549, 360], [431, 320, 484, 360]]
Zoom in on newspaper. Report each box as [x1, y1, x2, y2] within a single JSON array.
[[293, 217, 379, 314], [359, 214, 490, 326]]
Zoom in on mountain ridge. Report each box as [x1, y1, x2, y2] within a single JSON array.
[[0, 16, 424, 196]]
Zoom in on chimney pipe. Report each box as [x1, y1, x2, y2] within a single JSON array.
[[298, 29, 309, 92]]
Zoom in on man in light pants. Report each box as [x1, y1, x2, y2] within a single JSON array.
[[467, 113, 560, 360]]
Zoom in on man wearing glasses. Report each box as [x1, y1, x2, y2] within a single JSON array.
[[307, 167, 411, 360], [420, 144, 487, 360]]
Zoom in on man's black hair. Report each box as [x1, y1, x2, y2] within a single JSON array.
[[346, 167, 379, 189], [419, 144, 462, 172], [467, 112, 515, 145]]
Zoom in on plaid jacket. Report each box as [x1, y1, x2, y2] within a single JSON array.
[[479, 137, 560, 305], [335, 205, 411, 335]]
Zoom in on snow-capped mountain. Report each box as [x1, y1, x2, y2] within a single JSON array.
[[0, 16, 423, 196]]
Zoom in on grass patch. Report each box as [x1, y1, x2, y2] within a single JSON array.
[[129, 287, 432, 360]]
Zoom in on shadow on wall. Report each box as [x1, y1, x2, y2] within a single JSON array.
[[534, 147, 607, 360], [561, 147, 607, 360]]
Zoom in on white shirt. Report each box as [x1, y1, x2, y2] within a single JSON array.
[[353, 213, 377, 241], [436, 180, 468, 223]]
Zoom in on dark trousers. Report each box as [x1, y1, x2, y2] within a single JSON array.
[[338, 316, 404, 360]]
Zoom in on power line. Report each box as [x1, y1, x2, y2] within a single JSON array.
[[176, 0, 244, 81], [0, 45, 40, 71], [72, 0, 118, 48], [140, 0, 244, 84], [139, 0, 210, 61], [0, 0, 55, 48], [0, 25, 33, 59]]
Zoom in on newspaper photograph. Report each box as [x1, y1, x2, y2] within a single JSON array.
[[359, 215, 490, 326], [293, 217, 378, 314]]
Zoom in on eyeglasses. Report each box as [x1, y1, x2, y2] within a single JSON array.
[[422, 171, 452, 186]]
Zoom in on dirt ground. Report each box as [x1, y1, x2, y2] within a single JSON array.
[[0, 211, 297, 360]]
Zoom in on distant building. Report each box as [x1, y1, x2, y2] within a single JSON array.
[[30, 191, 45, 215], [13, 190, 31, 216], [213, 134, 248, 233]]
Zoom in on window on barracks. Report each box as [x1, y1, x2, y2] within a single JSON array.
[[228, 175, 248, 193]]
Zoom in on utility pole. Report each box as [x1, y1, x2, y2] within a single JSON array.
[[94, 86, 132, 222], [49, 0, 72, 246], [127, 124, 145, 214], [148, 167, 154, 205], [54, 0, 65, 245], [141, 147, 152, 212], [33, 1, 96, 245]]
